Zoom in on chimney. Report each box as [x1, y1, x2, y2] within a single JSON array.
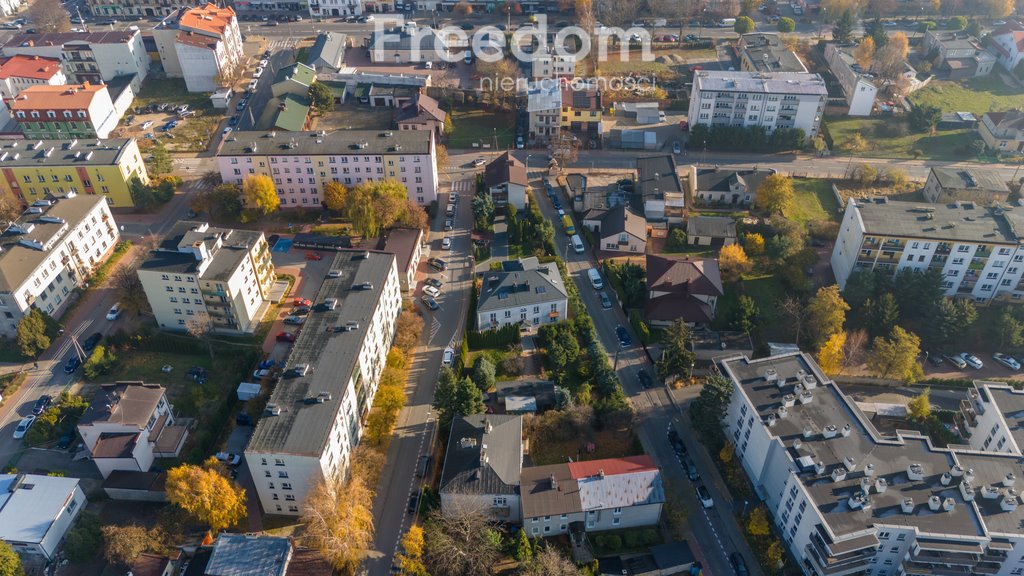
[[479, 448, 488, 466], [908, 463, 924, 481], [901, 497, 915, 514], [484, 418, 492, 433], [597, 469, 605, 479], [549, 474, 557, 490]]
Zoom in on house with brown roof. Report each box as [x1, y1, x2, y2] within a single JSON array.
[[990, 20, 1024, 72], [77, 382, 188, 479], [979, 110, 1024, 155], [380, 227, 423, 292], [581, 205, 647, 254], [152, 3, 243, 92], [644, 254, 723, 327], [9, 82, 117, 139], [484, 152, 528, 210], [396, 91, 446, 136]]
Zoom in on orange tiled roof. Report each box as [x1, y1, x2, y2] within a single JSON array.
[[0, 55, 62, 81], [179, 3, 236, 36], [9, 83, 106, 111]]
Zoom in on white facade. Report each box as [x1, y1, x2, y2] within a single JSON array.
[[0, 60, 67, 100], [824, 43, 877, 117], [152, 5, 243, 93], [0, 474, 87, 560], [530, 53, 576, 80], [687, 71, 826, 137], [2, 32, 150, 92], [991, 24, 1024, 72], [176, 40, 228, 93], [309, 0, 361, 17]]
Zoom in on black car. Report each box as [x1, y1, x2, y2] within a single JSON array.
[[425, 278, 443, 289], [428, 258, 448, 271], [638, 369, 653, 389], [615, 325, 632, 347], [64, 356, 81, 374], [236, 412, 253, 426], [927, 354, 944, 367], [266, 234, 280, 247], [263, 49, 272, 58], [730, 553, 749, 576], [683, 456, 699, 481], [56, 433, 74, 449], [82, 331, 102, 352], [669, 429, 687, 456], [459, 22, 474, 29], [407, 492, 419, 514], [32, 395, 53, 415]]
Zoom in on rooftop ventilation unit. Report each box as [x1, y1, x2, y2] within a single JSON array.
[[776, 406, 789, 419], [864, 464, 875, 477], [875, 478, 888, 493], [960, 481, 975, 502], [765, 414, 777, 427], [831, 467, 848, 482], [848, 491, 870, 510], [901, 497, 915, 514], [815, 461, 825, 475], [763, 368, 778, 382], [795, 369, 807, 381], [843, 456, 856, 472], [793, 439, 802, 450], [950, 465, 965, 477], [941, 472, 953, 486], [943, 497, 956, 512], [803, 426, 814, 439], [964, 468, 975, 484], [802, 374, 818, 389], [794, 383, 804, 394], [908, 463, 924, 481], [799, 391, 813, 404], [823, 425, 838, 439], [928, 495, 942, 511], [1005, 473, 1016, 487], [982, 485, 1001, 499], [38, 216, 64, 224], [1002, 494, 1019, 512], [841, 424, 851, 437], [782, 394, 796, 408]]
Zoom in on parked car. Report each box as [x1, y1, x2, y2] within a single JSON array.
[[294, 297, 312, 307], [599, 291, 612, 309], [442, 347, 454, 366], [672, 141, 681, 154], [927, 354, 944, 367], [961, 353, 984, 370], [697, 485, 714, 508], [305, 251, 322, 261], [276, 331, 297, 342], [441, 237, 452, 250], [730, 553, 750, 576], [283, 316, 305, 325], [64, 356, 81, 374], [684, 457, 699, 481], [638, 369, 653, 389], [943, 353, 968, 369], [422, 296, 439, 311], [668, 428, 687, 456], [444, 220, 454, 232], [292, 306, 311, 316], [32, 395, 53, 416], [13, 415, 36, 439], [472, 158, 486, 167], [106, 302, 122, 320], [428, 258, 448, 271], [993, 352, 1021, 370], [407, 492, 419, 514], [253, 368, 273, 379], [215, 452, 242, 466], [615, 325, 632, 347], [425, 278, 443, 289], [423, 285, 441, 298], [82, 331, 102, 352]]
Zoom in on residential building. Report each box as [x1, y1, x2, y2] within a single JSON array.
[[367, 27, 447, 64], [0, 474, 87, 560], [561, 87, 602, 143], [979, 110, 1024, 155], [476, 257, 568, 331], [483, 151, 527, 210], [693, 166, 773, 207], [529, 50, 576, 80], [494, 380, 556, 414], [0, 0, 22, 17], [923, 29, 996, 79], [528, 105, 560, 144], [306, 32, 347, 72], [152, 4, 244, 93], [687, 215, 737, 247], [611, 101, 661, 125], [88, 0, 179, 18], [128, 553, 180, 576], [520, 456, 664, 539], [823, 43, 878, 117], [688, 70, 826, 137], [737, 33, 806, 73], [718, 350, 1024, 576], [990, 20, 1024, 72], [2, 30, 150, 92], [439, 414, 523, 520], [396, 91, 446, 136], [379, 226, 423, 292], [958, 380, 1024, 455], [10, 83, 118, 139], [217, 129, 439, 206], [185, 533, 332, 576], [245, 250, 403, 516], [0, 192, 118, 336], [635, 155, 684, 223], [830, 197, 1024, 303], [77, 382, 187, 479], [137, 221, 275, 334], [0, 55, 66, 100], [259, 65, 315, 131], [580, 205, 647, 253], [922, 166, 1008, 204], [0, 138, 149, 208], [272, 62, 316, 99], [644, 254, 723, 327]]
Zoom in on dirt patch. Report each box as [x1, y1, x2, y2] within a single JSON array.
[[314, 103, 394, 131]]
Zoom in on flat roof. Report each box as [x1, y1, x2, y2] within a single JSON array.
[[0, 137, 135, 168], [218, 129, 432, 157], [850, 198, 1024, 245], [139, 221, 264, 282], [694, 70, 827, 95], [5, 30, 139, 48], [636, 155, 682, 199], [247, 250, 397, 456], [79, 382, 164, 427], [0, 474, 80, 544], [930, 167, 1008, 193], [984, 384, 1024, 456]]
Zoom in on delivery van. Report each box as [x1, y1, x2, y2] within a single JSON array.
[[588, 268, 604, 290], [571, 234, 584, 254]]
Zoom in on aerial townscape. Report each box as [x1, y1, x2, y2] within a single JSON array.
[[1, 0, 1024, 574]]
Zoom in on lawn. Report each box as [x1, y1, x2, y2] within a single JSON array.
[[787, 178, 840, 223], [317, 104, 393, 130], [135, 77, 214, 111], [826, 116, 981, 161], [529, 425, 643, 466], [448, 108, 515, 149], [714, 274, 790, 345], [911, 77, 1024, 116]]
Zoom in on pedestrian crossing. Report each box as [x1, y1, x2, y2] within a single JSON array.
[[448, 179, 474, 194], [428, 316, 442, 344], [266, 38, 299, 52]]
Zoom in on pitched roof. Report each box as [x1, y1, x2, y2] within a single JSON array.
[[484, 151, 527, 188], [396, 92, 446, 124], [274, 62, 315, 87], [175, 30, 218, 50], [477, 258, 567, 313], [646, 254, 724, 297], [9, 82, 107, 111], [79, 382, 165, 428], [270, 94, 311, 132], [440, 414, 523, 496], [696, 167, 773, 193], [645, 294, 716, 324], [92, 432, 140, 458], [205, 534, 290, 576], [0, 474, 81, 545], [284, 549, 333, 576], [0, 55, 62, 80], [307, 32, 347, 70], [984, 110, 1024, 135], [178, 3, 236, 36], [594, 205, 646, 240], [521, 456, 664, 518], [991, 20, 1024, 52], [128, 553, 172, 576], [687, 215, 737, 239]]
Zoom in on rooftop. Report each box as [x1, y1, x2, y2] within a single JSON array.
[[205, 534, 291, 576], [477, 257, 567, 313], [930, 166, 1009, 193], [848, 198, 1024, 244], [307, 32, 347, 70], [687, 215, 737, 239], [693, 70, 827, 95], [139, 221, 264, 282], [177, 3, 236, 37], [718, 352, 1024, 541], [274, 62, 315, 87], [79, 382, 165, 428], [520, 456, 664, 519], [440, 414, 523, 497], [484, 151, 527, 188], [591, 205, 647, 240], [927, 29, 984, 52], [0, 54, 62, 80], [0, 474, 81, 544], [646, 253, 723, 296], [738, 33, 807, 73], [0, 137, 136, 168], [247, 250, 397, 456], [9, 82, 107, 111], [982, 384, 1024, 456], [396, 92, 446, 125], [219, 129, 432, 157], [259, 94, 310, 132], [983, 110, 1024, 134], [696, 167, 773, 193], [379, 227, 422, 274], [636, 155, 682, 199], [5, 30, 139, 48]]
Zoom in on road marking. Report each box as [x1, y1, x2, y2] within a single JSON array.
[[428, 317, 441, 343]]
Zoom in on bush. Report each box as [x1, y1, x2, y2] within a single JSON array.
[[623, 531, 641, 549], [604, 535, 622, 551], [642, 528, 660, 545], [83, 345, 118, 380], [63, 512, 102, 562], [629, 309, 651, 345], [467, 324, 521, 349]]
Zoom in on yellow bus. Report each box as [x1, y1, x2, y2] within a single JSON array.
[[562, 215, 576, 235]]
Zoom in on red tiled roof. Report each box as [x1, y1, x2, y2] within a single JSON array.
[[992, 21, 1024, 52], [646, 253, 724, 297], [9, 82, 105, 112], [179, 3, 235, 36], [129, 553, 170, 576], [644, 294, 715, 324], [0, 55, 62, 81], [567, 455, 656, 479], [176, 30, 219, 50]]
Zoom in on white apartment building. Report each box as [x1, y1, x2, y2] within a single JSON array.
[[688, 70, 827, 137], [0, 474, 87, 560], [0, 192, 118, 337], [2, 30, 151, 92], [0, 0, 23, 17], [217, 130, 439, 206], [0, 55, 66, 100], [959, 381, 1024, 455], [529, 52, 576, 80], [245, 250, 403, 516], [831, 197, 1024, 304], [152, 4, 244, 93], [824, 43, 878, 117], [137, 222, 274, 334], [718, 351, 1024, 576]]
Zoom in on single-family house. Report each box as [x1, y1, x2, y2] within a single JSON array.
[[693, 166, 773, 207], [687, 216, 737, 247], [636, 155, 684, 223], [824, 43, 878, 117], [644, 254, 723, 327], [979, 110, 1024, 155], [476, 258, 568, 331], [495, 380, 557, 413], [922, 166, 1009, 205], [990, 20, 1024, 72], [484, 152, 528, 210], [439, 414, 523, 521], [581, 205, 647, 253], [0, 474, 87, 560], [396, 91, 446, 136], [923, 30, 996, 79], [307, 32, 347, 73]]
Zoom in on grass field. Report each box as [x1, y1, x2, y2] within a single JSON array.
[[529, 425, 643, 466], [787, 178, 840, 223], [449, 108, 515, 149], [135, 77, 213, 111], [827, 116, 981, 160], [911, 77, 1024, 116], [713, 274, 789, 343]]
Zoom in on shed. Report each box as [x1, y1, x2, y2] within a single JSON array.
[[211, 88, 233, 109]]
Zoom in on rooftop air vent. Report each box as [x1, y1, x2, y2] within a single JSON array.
[[950, 465, 965, 477], [960, 481, 976, 502], [865, 464, 875, 477], [843, 456, 857, 471], [943, 497, 956, 512], [1005, 473, 1016, 487], [841, 424, 851, 437], [908, 463, 924, 481], [765, 414, 777, 427], [823, 425, 838, 439], [776, 406, 789, 419], [1002, 494, 1019, 512], [802, 374, 817, 389], [965, 468, 975, 484], [799, 391, 813, 404], [763, 368, 778, 382], [875, 478, 888, 493], [941, 472, 953, 486], [831, 467, 848, 482], [782, 394, 796, 408], [803, 426, 814, 439], [901, 497, 915, 514], [982, 485, 1001, 499], [815, 461, 826, 475], [928, 495, 942, 511], [848, 491, 869, 510]]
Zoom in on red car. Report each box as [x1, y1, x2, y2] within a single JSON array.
[[305, 251, 322, 261], [293, 298, 312, 307], [679, 120, 689, 132], [276, 331, 297, 342]]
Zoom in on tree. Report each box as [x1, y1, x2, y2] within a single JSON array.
[[472, 194, 495, 230], [101, 525, 159, 567], [732, 295, 758, 333], [395, 525, 428, 576], [365, 385, 406, 446], [868, 326, 924, 383], [908, 104, 942, 133], [833, 9, 855, 43], [854, 37, 876, 69], [398, 199, 429, 235], [777, 16, 796, 32], [434, 369, 484, 428], [689, 374, 734, 447], [743, 232, 765, 255], [665, 228, 688, 252], [806, 285, 850, 348], [984, 0, 1013, 17], [779, 295, 806, 344], [926, 298, 976, 348], [16, 308, 50, 358], [394, 309, 425, 352], [734, 16, 755, 33], [241, 175, 280, 219], [656, 320, 695, 382], [866, 293, 899, 338], [907, 388, 932, 420], [309, 82, 335, 111], [756, 174, 794, 215], [996, 308, 1024, 350], [27, 0, 70, 32], [0, 541, 23, 576], [192, 183, 243, 220], [185, 316, 214, 359], [817, 331, 847, 376], [747, 507, 771, 536], [453, 0, 473, 14], [965, 19, 983, 37], [83, 345, 118, 380], [852, 163, 878, 186], [719, 244, 753, 283], [513, 529, 533, 562], [63, 512, 103, 563], [423, 506, 502, 576], [149, 141, 172, 175], [113, 265, 149, 317], [762, 541, 785, 571], [948, 15, 967, 29], [322, 181, 348, 213], [471, 356, 496, 391], [873, 32, 909, 80], [166, 458, 247, 532], [301, 472, 375, 575], [865, 18, 888, 46], [719, 441, 735, 463], [520, 546, 582, 576], [893, 268, 944, 319]]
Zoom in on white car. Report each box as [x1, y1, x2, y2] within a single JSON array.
[[106, 302, 122, 320], [253, 67, 265, 78], [423, 285, 441, 298], [253, 368, 273, 379], [140, 120, 153, 130], [215, 452, 241, 466], [13, 415, 35, 439], [259, 58, 269, 67], [697, 485, 714, 508], [993, 353, 1021, 370], [442, 237, 452, 250], [442, 347, 454, 367], [472, 158, 486, 167], [961, 353, 984, 370], [223, 126, 233, 136]]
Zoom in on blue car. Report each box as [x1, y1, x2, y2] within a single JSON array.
[[615, 325, 632, 347], [64, 356, 81, 374]]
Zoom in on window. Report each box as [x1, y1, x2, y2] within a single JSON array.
[[613, 507, 622, 516], [612, 518, 621, 526]]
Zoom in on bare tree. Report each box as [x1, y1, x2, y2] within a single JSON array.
[[301, 472, 375, 576], [112, 265, 150, 317], [422, 504, 502, 576], [548, 129, 580, 172], [214, 62, 246, 89], [843, 329, 869, 368], [520, 546, 583, 576], [185, 315, 214, 360], [0, 192, 21, 224], [27, 0, 70, 32], [779, 295, 806, 345]]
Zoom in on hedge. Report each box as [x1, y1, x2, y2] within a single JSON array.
[[467, 324, 521, 350], [629, 309, 651, 345]]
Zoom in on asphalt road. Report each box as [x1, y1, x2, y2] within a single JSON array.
[[235, 49, 296, 132]]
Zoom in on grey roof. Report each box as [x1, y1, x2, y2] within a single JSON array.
[[694, 70, 827, 95], [0, 138, 136, 168], [696, 167, 772, 193], [850, 198, 1024, 244], [440, 414, 523, 496], [79, 382, 164, 428], [218, 129, 432, 157], [0, 192, 108, 292], [718, 352, 1024, 541], [687, 215, 737, 239], [930, 167, 1009, 193], [380, 227, 421, 274], [928, 29, 983, 52], [307, 32, 347, 71], [739, 33, 807, 73], [984, 110, 1024, 136], [4, 30, 139, 49], [247, 250, 398, 456], [205, 534, 291, 576], [484, 151, 527, 188], [594, 205, 646, 240], [521, 456, 663, 518], [0, 474, 81, 545], [477, 258, 567, 313], [636, 155, 682, 199], [139, 221, 264, 282], [650, 542, 696, 569], [986, 384, 1024, 457], [368, 28, 446, 54]]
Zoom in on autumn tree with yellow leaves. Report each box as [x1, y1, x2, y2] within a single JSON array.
[[719, 244, 753, 283], [165, 458, 247, 533], [301, 470, 375, 575]]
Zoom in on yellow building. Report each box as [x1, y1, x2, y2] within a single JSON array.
[[0, 138, 149, 208], [560, 88, 603, 139]]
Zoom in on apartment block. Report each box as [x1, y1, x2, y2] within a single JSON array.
[[217, 130, 438, 206], [0, 138, 149, 208], [152, 4, 244, 93], [9, 83, 118, 139], [0, 192, 119, 336], [831, 197, 1024, 304], [529, 51, 576, 80], [137, 222, 274, 334], [88, 0, 178, 18], [688, 70, 826, 137], [0, 55, 66, 100], [718, 350, 1024, 576], [823, 43, 878, 117], [245, 250, 402, 516], [3, 30, 150, 92]]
